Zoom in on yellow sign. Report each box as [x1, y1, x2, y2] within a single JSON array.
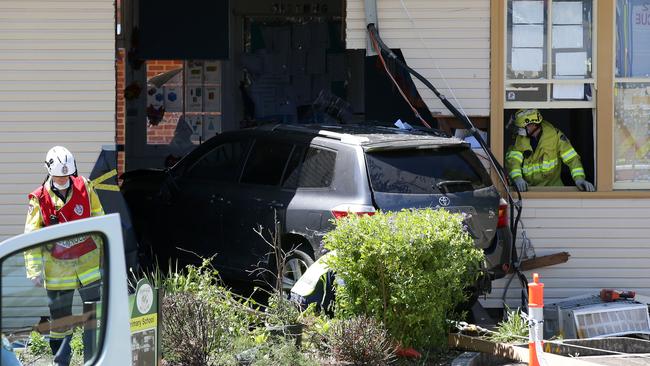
[[130, 313, 157, 332]]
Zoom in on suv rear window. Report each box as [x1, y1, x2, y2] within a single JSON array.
[[365, 147, 492, 194]]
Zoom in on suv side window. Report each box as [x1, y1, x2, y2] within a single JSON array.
[[186, 140, 250, 181], [299, 147, 336, 188], [282, 146, 336, 189], [241, 139, 293, 186]]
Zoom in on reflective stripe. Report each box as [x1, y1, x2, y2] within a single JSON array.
[[507, 151, 524, 163], [50, 329, 73, 339], [78, 267, 101, 285], [522, 159, 558, 175], [571, 167, 585, 178], [509, 169, 523, 179], [561, 149, 578, 163]]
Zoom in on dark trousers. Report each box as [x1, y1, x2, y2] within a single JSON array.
[[47, 282, 101, 365]]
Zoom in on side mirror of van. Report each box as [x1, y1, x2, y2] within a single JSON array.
[[0, 214, 131, 365]]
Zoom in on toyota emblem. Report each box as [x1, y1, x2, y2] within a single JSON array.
[[438, 196, 451, 207]]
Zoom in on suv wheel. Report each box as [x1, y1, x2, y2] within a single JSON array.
[[282, 249, 314, 294]]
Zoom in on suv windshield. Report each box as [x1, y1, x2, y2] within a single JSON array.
[[366, 147, 492, 194]]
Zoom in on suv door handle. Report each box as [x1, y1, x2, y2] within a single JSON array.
[[270, 202, 284, 208]]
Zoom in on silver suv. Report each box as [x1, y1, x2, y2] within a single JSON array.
[[122, 124, 513, 293]]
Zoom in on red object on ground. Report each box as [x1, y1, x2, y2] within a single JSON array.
[[395, 346, 422, 359], [600, 288, 636, 302]]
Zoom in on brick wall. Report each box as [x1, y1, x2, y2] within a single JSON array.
[[115, 57, 183, 174]]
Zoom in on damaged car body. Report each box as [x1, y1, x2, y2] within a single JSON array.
[[121, 123, 514, 294]]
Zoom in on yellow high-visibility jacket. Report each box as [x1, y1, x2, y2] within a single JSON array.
[[506, 121, 586, 187], [24, 177, 104, 290]]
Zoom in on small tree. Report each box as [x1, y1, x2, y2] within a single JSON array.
[[324, 208, 483, 349]]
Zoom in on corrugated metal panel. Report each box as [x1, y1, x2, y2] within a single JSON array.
[[346, 0, 490, 115], [0, 0, 114, 330], [482, 199, 650, 308]]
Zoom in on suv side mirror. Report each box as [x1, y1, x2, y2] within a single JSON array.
[[0, 214, 131, 365]]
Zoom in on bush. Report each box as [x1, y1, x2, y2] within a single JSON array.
[[489, 306, 529, 344], [324, 208, 483, 349], [160, 261, 259, 366], [328, 315, 395, 366]]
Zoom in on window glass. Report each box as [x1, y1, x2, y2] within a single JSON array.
[[2, 233, 106, 365], [282, 145, 307, 188], [366, 148, 491, 194], [146, 60, 222, 145], [616, 1, 650, 78], [298, 148, 337, 188], [241, 140, 293, 186], [505, 0, 594, 104], [614, 82, 650, 185], [186, 140, 250, 181]]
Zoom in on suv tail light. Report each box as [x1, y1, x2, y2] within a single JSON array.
[[331, 204, 376, 219], [497, 198, 508, 228]]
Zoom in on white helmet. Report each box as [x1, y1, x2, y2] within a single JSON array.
[[45, 146, 76, 176]]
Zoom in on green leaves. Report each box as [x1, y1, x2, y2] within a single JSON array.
[[324, 208, 483, 349]]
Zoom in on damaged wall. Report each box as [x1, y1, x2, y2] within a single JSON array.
[[346, 0, 490, 116]]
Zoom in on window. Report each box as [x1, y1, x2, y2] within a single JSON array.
[[282, 146, 336, 189], [298, 148, 337, 188], [614, 1, 650, 189], [186, 140, 250, 181], [505, 0, 594, 106], [146, 60, 222, 146], [241, 140, 294, 186], [366, 147, 492, 194]]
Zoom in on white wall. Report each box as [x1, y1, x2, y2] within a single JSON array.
[[0, 0, 115, 329], [346, 0, 491, 116], [483, 198, 650, 308]]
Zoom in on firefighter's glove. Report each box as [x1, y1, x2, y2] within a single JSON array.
[[575, 179, 595, 192], [514, 177, 528, 192], [30, 275, 43, 288]]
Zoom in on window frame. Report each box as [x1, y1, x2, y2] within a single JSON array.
[[492, 0, 650, 197], [504, 0, 598, 109], [612, 1, 650, 190]]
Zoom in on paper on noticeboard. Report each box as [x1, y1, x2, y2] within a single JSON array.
[[512, 48, 543, 72], [512, 1, 544, 24], [552, 25, 584, 49], [513, 25, 544, 47], [204, 61, 221, 83], [186, 61, 203, 84], [552, 2, 583, 25], [553, 84, 584, 99], [204, 87, 221, 112], [555, 51, 587, 76]]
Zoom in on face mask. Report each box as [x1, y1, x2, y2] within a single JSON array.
[[52, 178, 70, 190], [517, 128, 528, 137]]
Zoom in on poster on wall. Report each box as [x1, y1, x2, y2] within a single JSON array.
[[185, 114, 204, 141], [204, 87, 221, 112], [186, 86, 203, 112], [204, 114, 221, 139], [186, 61, 204, 83], [164, 85, 182, 112], [204, 61, 221, 83]]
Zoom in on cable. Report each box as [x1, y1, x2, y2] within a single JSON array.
[[397, 0, 470, 118], [368, 30, 432, 129]]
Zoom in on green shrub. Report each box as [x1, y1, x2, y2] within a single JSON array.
[[324, 208, 483, 349], [27, 331, 49, 356], [328, 315, 396, 366], [489, 306, 529, 344]]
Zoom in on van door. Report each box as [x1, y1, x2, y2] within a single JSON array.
[[222, 139, 297, 277], [0, 214, 131, 365]]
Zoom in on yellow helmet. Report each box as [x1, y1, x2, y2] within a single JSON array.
[[513, 109, 543, 128]]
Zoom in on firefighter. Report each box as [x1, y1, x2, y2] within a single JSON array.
[[24, 146, 104, 366], [505, 109, 595, 192], [290, 251, 337, 315]]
